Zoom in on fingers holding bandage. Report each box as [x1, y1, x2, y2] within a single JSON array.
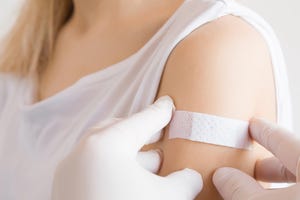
[[250, 118, 300, 182], [99, 96, 175, 156], [255, 157, 296, 183], [213, 118, 300, 200], [53, 96, 203, 200]]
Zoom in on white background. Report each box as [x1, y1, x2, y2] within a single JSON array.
[[1, 0, 299, 132]]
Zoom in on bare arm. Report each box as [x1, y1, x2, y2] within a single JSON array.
[[144, 15, 276, 199]]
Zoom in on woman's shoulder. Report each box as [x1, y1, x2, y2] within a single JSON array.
[[172, 14, 270, 65], [157, 14, 276, 120], [164, 14, 272, 83]]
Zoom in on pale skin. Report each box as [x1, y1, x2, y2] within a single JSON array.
[[38, 0, 276, 199]]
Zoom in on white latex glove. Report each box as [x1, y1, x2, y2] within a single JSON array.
[[213, 118, 300, 200], [52, 96, 203, 200]]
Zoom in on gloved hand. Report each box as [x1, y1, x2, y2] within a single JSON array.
[[52, 96, 203, 200], [213, 118, 300, 200]]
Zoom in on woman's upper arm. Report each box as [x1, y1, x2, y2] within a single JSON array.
[[157, 15, 276, 121], [151, 15, 276, 199]]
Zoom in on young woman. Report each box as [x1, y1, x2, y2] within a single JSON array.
[[0, 0, 292, 199]]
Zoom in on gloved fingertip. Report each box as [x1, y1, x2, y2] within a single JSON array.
[[136, 149, 163, 174], [155, 95, 173, 104], [212, 167, 235, 187], [213, 167, 264, 199], [249, 117, 275, 138], [148, 149, 163, 173], [165, 168, 203, 199], [182, 168, 203, 192], [146, 130, 164, 145], [154, 96, 176, 112], [153, 149, 163, 159]]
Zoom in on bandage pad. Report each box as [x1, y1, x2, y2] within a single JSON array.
[[168, 110, 253, 150]]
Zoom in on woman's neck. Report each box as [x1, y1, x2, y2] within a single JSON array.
[[71, 0, 144, 32]]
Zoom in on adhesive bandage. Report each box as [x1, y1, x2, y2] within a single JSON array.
[[168, 110, 253, 150]]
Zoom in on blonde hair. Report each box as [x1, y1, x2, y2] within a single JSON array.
[[0, 0, 73, 77]]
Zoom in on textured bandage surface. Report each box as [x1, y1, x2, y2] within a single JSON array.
[[168, 110, 253, 150]]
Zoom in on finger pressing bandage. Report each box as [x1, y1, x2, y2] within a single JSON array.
[[297, 158, 300, 182], [168, 111, 253, 150]]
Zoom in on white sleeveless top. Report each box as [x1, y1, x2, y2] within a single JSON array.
[[0, 0, 293, 199]]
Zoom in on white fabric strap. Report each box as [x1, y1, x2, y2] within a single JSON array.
[[168, 110, 253, 150]]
